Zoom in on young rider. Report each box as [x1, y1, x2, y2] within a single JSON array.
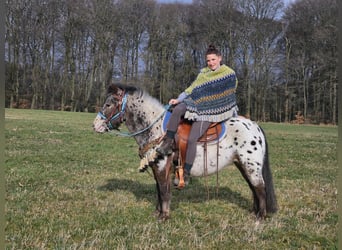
[[156, 44, 239, 184]]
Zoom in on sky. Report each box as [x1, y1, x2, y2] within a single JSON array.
[[157, 0, 192, 3], [157, 0, 295, 7]]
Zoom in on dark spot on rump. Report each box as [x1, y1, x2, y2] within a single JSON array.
[[247, 150, 252, 154], [242, 122, 250, 130], [251, 140, 256, 146]]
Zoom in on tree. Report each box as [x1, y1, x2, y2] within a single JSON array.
[[145, 2, 188, 103], [235, 0, 284, 120], [4, 0, 338, 124], [282, 0, 337, 123]]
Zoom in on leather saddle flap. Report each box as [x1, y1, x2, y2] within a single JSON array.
[[177, 121, 222, 143]]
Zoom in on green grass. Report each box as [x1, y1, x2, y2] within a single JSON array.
[[5, 109, 338, 249]]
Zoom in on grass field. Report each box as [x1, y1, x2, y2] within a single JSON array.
[[5, 108, 338, 249]]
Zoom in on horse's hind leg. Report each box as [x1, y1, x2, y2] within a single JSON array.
[[234, 160, 266, 220], [253, 185, 266, 219]]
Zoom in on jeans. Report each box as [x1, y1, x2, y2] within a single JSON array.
[[167, 103, 211, 165]]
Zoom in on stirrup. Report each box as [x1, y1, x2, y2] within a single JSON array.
[[174, 166, 190, 189]]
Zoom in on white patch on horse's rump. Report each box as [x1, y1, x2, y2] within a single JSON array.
[[188, 117, 266, 183]]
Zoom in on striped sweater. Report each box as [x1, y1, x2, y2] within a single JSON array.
[[183, 64, 238, 122]]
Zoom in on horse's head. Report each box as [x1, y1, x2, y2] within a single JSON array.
[[93, 84, 127, 133]]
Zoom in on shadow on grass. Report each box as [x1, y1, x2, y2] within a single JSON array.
[[98, 177, 252, 212]]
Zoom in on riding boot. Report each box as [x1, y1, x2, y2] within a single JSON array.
[[184, 163, 192, 186], [156, 134, 174, 156], [184, 169, 190, 185]]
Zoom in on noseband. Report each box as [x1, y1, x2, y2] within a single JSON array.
[[97, 91, 127, 130]]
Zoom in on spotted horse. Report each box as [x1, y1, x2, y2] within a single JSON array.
[[93, 83, 278, 221]]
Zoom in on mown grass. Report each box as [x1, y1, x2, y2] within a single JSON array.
[[5, 109, 338, 249]]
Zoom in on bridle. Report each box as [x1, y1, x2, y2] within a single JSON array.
[[97, 89, 170, 137], [97, 90, 127, 130]]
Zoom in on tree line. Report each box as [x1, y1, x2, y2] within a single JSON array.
[[5, 0, 338, 124]]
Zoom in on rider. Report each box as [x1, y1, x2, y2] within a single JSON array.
[[156, 44, 239, 184]]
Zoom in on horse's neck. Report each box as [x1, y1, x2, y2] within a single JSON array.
[[125, 92, 165, 147]]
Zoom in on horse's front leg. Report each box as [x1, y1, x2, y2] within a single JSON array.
[[152, 156, 173, 221]]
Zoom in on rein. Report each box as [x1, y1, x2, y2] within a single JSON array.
[[109, 108, 167, 137]]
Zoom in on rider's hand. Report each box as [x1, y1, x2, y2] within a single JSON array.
[[169, 99, 179, 105]]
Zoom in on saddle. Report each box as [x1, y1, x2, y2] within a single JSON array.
[[177, 121, 222, 143], [174, 121, 222, 189], [138, 113, 225, 177]]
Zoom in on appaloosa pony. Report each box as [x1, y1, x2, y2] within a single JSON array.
[[93, 83, 277, 221]]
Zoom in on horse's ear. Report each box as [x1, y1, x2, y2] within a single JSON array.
[[107, 83, 119, 94]]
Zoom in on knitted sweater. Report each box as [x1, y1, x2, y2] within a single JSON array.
[[183, 64, 238, 122]]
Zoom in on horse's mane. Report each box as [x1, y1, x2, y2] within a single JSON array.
[[107, 83, 163, 109], [107, 83, 139, 95]]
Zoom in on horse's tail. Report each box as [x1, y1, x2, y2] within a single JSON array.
[[261, 127, 278, 214]]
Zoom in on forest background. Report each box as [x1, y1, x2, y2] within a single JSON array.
[[5, 0, 338, 124]]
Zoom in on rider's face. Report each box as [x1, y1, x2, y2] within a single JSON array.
[[206, 54, 222, 71]]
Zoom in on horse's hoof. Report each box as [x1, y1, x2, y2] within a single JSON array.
[[158, 214, 170, 222], [255, 210, 266, 222], [152, 210, 160, 218]]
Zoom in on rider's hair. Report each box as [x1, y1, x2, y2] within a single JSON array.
[[205, 44, 221, 56]]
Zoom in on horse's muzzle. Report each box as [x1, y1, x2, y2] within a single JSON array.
[[93, 114, 108, 133]]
